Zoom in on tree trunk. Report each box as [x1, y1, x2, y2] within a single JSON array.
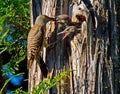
[[28, 0, 119, 94]]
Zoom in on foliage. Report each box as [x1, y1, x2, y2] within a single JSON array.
[[1, 65, 24, 86], [0, 69, 71, 94], [13, 87, 28, 94], [0, 0, 30, 72], [0, 73, 24, 94], [32, 69, 72, 94], [0, 0, 30, 93]]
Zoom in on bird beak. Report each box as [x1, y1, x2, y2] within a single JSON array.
[[54, 16, 58, 21], [57, 31, 70, 40], [57, 31, 65, 35], [77, 28, 81, 31], [54, 16, 61, 21], [57, 30, 69, 35], [51, 17, 56, 21]]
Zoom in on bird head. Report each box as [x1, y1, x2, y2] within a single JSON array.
[[56, 14, 71, 25], [57, 26, 81, 40], [35, 15, 56, 26]]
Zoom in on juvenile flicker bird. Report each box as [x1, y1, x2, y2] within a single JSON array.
[[57, 26, 81, 39], [56, 14, 71, 25], [27, 15, 55, 77], [56, 14, 71, 32]]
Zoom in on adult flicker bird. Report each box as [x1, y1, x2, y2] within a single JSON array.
[[57, 26, 81, 39], [27, 15, 55, 77]]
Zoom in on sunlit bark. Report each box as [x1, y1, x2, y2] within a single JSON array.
[[28, 0, 119, 94]]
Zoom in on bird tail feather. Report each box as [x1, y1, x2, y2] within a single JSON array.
[[27, 55, 48, 78], [27, 59, 34, 69], [37, 55, 48, 78]]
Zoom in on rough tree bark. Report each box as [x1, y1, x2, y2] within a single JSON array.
[[28, 0, 119, 94]]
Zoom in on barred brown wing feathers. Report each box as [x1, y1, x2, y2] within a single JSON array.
[[27, 24, 44, 69]]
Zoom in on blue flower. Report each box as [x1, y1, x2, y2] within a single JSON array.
[[10, 75, 24, 86], [10, 27, 15, 32], [5, 35, 13, 42], [2, 65, 24, 86], [4, 24, 10, 29], [6, 89, 15, 94], [2, 65, 9, 73], [6, 73, 14, 78], [21, 40, 27, 46]]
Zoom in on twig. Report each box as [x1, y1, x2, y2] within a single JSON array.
[[0, 36, 24, 54]]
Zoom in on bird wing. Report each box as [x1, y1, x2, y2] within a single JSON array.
[[27, 24, 44, 68]]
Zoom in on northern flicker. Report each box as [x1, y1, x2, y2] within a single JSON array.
[[56, 14, 71, 25], [57, 26, 81, 39], [27, 15, 55, 77], [56, 14, 71, 32]]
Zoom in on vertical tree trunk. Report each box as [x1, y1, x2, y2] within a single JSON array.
[[28, 0, 119, 94], [116, 0, 120, 93], [28, 0, 43, 92]]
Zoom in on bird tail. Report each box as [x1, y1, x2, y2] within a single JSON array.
[[37, 56, 48, 78], [27, 59, 34, 69], [27, 55, 48, 77]]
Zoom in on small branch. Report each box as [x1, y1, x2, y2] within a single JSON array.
[[0, 47, 7, 54], [7, 16, 30, 20], [9, 23, 30, 32], [0, 36, 24, 54]]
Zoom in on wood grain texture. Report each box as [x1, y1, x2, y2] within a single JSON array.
[[28, 0, 119, 94]]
